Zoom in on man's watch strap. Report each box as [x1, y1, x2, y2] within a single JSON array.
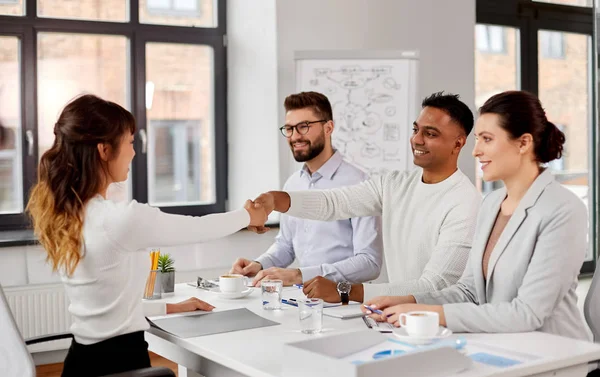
[[340, 292, 350, 305]]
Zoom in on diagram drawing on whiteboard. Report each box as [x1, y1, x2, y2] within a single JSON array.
[[296, 53, 418, 177]]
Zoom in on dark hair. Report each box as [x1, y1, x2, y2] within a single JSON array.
[[422, 91, 474, 136], [479, 90, 565, 163], [284, 91, 333, 121], [27, 94, 136, 276]]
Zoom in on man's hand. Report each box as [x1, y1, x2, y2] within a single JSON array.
[[303, 276, 341, 303], [252, 267, 302, 287], [230, 258, 262, 277], [166, 297, 215, 314], [244, 199, 268, 228], [247, 191, 291, 234]]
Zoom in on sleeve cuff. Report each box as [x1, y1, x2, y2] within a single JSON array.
[[143, 301, 167, 317], [254, 255, 275, 270], [362, 283, 384, 302], [232, 208, 251, 228], [412, 292, 440, 305], [299, 266, 322, 282], [287, 191, 325, 219]]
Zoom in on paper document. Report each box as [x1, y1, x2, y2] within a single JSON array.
[[147, 308, 279, 338], [323, 304, 365, 319]]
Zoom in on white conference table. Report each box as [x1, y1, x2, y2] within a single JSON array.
[[146, 283, 600, 377]]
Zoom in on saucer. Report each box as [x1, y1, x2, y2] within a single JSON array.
[[211, 287, 253, 299], [392, 326, 452, 345]]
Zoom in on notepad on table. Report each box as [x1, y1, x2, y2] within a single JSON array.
[[323, 303, 365, 319]]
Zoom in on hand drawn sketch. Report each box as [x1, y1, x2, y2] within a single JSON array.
[[296, 55, 418, 176]]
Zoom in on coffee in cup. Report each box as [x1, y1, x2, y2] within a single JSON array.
[[219, 274, 245, 293], [399, 311, 439, 337]]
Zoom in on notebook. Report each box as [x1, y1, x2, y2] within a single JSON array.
[[323, 303, 365, 319], [148, 308, 280, 338]]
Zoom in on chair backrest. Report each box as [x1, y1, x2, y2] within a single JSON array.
[[0, 283, 36, 377], [585, 270, 600, 342]]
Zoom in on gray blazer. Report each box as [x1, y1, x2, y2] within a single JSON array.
[[414, 169, 590, 341]]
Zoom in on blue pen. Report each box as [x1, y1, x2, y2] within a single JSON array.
[[281, 299, 298, 307], [293, 284, 303, 289], [363, 305, 393, 317]]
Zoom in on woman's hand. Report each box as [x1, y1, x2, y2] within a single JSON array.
[[166, 297, 215, 314], [244, 200, 268, 228], [361, 295, 416, 321]]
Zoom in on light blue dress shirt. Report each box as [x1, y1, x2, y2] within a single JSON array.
[[255, 151, 383, 283]]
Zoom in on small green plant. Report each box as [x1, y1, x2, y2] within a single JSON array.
[[157, 253, 175, 273]]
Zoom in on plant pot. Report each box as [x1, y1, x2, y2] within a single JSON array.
[[159, 271, 175, 295]]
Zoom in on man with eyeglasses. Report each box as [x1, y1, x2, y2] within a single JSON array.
[[249, 92, 481, 304], [230, 91, 383, 288]]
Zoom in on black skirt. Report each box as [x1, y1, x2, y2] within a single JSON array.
[[61, 331, 151, 377]]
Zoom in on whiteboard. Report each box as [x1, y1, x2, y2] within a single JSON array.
[[295, 51, 419, 176]]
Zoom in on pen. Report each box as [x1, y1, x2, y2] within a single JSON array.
[[363, 305, 393, 317], [281, 299, 298, 307], [293, 284, 303, 289]]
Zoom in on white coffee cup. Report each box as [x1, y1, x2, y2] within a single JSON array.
[[219, 274, 245, 293], [399, 311, 439, 337]]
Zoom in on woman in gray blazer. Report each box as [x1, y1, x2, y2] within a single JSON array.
[[365, 90, 590, 341]]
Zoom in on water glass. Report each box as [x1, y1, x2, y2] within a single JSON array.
[[261, 279, 283, 310], [299, 298, 323, 334]]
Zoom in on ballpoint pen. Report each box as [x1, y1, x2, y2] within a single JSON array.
[[363, 305, 393, 317]]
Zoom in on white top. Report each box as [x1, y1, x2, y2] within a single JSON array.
[[286, 168, 481, 301], [61, 195, 250, 344]]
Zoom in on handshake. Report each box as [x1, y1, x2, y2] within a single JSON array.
[[243, 191, 291, 234]]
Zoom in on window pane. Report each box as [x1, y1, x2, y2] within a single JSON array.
[[533, 0, 592, 6], [146, 43, 215, 206], [37, 33, 128, 160], [0, 36, 23, 214], [38, 0, 128, 22], [475, 25, 520, 193], [0, 0, 24, 16], [538, 31, 592, 260], [140, 0, 216, 27], [475, 25, 519, 110]]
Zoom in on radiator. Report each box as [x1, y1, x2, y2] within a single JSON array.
[[5, 284, 72, 351]]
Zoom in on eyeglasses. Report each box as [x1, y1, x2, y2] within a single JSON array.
[[279, 120, 328, 138]]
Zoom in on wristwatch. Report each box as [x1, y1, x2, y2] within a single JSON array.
[[337, 281, 352, 305]]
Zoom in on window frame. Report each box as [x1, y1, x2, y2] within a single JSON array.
[[0, 0, 228, 231], [477, 0, 596, 274]]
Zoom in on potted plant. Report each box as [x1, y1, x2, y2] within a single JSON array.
[[157, 253, 176, 295]]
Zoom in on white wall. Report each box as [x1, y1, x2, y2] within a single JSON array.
[[275, 0, 477, 181], [227, 0, 281, 215]]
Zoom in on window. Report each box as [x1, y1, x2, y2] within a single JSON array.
[[37, 0, 128, 22], [476, 25, 507, 53], [0, 0, 23, 16], [141, 0, 214, 27], [0, 0, 226, 231], [0, 37, 22, 215], [147, 0, 199, 14], [476, 0, 595, 273], [540, 31, 565, 59]]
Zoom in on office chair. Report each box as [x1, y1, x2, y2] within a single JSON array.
[[0, 283, 175, 377], [585, 269, 600, 375]]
